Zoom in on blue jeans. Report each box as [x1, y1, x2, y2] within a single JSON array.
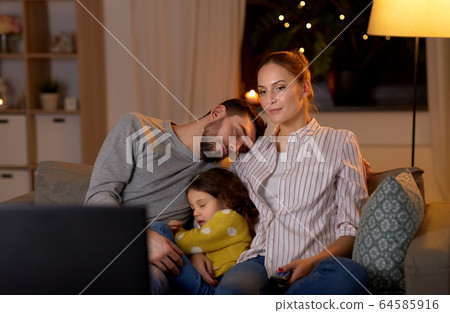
[[215, 255, 370, 295], [149, 222, 216, 295]]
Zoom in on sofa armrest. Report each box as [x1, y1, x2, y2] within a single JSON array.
[[405, 201, 450, 294], [34, 161, 93, 205], [4, 192, 35, 204]]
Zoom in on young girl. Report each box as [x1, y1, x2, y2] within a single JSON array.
[[214, 50, 370, 295], [157, 167, 258, 294]]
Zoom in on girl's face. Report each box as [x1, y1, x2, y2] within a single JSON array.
[[187, 189, 226, 227], [257, 62, 309, 130]]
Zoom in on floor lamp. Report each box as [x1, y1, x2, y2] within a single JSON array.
[[367, 0, 450, 167]]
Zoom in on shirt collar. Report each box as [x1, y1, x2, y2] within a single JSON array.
[[271, 118, 320, 137]]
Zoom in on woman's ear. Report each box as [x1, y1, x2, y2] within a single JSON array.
[[210, 104, 227, 120], [301, 80, 311, 99]]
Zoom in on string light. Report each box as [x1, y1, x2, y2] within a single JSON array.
[[385, 36, 391, 40], [339, 14, 345, 20], [279, 15, 284, 21], [300, 1, 306, 6], [363, 34, 369, 40], [299, 47, 305, 53], [306, 23, 312, 29], [284, 22, 290, 28]]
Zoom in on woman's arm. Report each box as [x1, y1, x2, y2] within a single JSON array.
[[280, 236, 355, 285]]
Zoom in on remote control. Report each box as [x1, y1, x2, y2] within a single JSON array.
[[271, 270, 292, 284]]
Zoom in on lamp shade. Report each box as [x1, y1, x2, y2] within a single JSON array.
[[367, 0, 450, 38]]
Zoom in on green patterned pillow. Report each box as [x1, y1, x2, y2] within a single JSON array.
[[352, 170, 424, 294]]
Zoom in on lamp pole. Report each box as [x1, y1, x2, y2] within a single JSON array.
[[411, 37, 419, 167]]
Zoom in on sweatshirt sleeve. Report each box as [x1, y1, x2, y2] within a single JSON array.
[[174, 210, 250, 255], [84, 114, 138, 206]]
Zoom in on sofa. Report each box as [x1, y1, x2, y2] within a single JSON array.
[[6, 161, 450, 295]]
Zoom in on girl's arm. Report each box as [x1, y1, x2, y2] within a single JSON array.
[[175, 210, 250, 255]]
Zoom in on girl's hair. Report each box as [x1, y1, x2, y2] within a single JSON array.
[[258, 50, 316, 111], [187, 168, 259, 238]]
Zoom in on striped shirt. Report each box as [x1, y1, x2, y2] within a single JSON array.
[[230, 118, 368, 276]]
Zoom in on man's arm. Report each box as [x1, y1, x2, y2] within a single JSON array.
[[146, 229, 183, 275], [84, 114, 137, 206]]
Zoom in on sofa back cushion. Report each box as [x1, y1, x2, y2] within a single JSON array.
[[367, 167, 425, 203], [34, 161, 93, 205], [33, 162, 425, 207]]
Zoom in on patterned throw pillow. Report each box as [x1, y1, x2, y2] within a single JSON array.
[[352, 170, 424, 294]]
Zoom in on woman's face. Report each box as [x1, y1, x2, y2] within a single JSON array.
[[257, 62, 308, 129]]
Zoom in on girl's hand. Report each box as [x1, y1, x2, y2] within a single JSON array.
[[280, 257, 316, 286], [167, 220, 182, 235]]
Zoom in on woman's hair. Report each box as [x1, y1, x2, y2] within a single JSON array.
[[187, 168, 259, 238], [258, 50, 316, 111]]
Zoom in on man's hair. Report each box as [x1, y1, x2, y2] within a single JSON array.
[[204, 98, 267, 140]]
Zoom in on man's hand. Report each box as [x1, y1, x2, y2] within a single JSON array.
[[167, 220, 182, 235], [190, 254, 218, 286], [146, 229, 183, 275]]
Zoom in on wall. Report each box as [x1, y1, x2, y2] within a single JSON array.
[[103, 0, 136, 129], [263, 110, 440, 202], [102, 1, 442, 202], [312, 111, 440, 202]]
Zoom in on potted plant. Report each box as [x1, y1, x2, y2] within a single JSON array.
[[39, 78, 60, 110]]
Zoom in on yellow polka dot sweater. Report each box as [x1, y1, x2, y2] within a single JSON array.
[[175, 209, 251, 278]]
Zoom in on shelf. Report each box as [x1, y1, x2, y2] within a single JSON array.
[[0, 109, 27, 114], [30, 109, 79, 115], [0, 165, 30, 170], [0, 109, 80, 115], [0, 54, 25, 59], [27, 53, 77, 59], [0, 0, 106, 199]]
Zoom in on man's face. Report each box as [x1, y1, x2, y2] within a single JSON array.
[[200, 114, 257, 162]]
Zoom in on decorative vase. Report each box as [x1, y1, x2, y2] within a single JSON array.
[[40, 93, 59, 110], [0, 34, 8, 53]]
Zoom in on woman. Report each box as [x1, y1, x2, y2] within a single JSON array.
[[214, 50, 370, 295]]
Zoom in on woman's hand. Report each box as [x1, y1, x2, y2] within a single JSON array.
[[280, 257, 316, 286], [190, 254, 218, 286], [167, 220, 182, 235]]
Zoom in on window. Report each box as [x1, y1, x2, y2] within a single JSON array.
[[241, 0, 427, 111]]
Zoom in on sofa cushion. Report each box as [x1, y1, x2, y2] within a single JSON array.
[[34, 161, 93, 205], [352, 170, 425, 294], [367, 167, 425, 202]]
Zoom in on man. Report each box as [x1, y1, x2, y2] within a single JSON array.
[[85, 98, 266, 293]]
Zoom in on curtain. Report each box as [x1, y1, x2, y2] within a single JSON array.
[[427, 38, 450, 201], [129, 0, 246, 123]]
